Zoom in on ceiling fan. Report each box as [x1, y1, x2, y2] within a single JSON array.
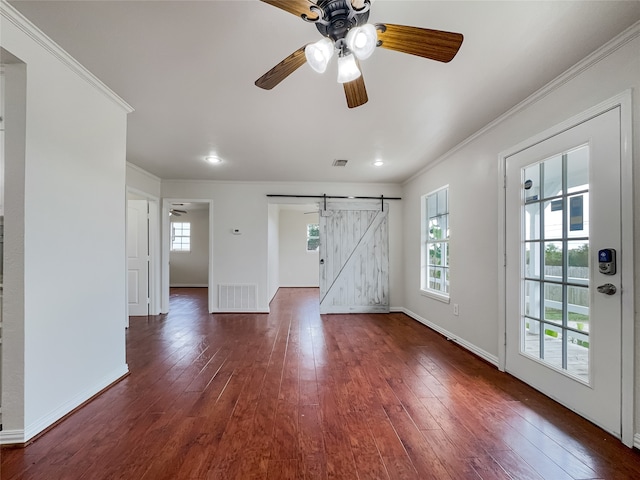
[[169, 205, 188, 216], [255, 0, 463, 108]]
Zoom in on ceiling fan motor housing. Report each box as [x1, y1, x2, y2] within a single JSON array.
[[314, 0, 370, 42]]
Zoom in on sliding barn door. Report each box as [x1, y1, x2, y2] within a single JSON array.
[[319, 202, 389, 314]]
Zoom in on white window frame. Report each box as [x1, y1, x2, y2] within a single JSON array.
[[306, 223, 320, 252], [421, 186, 450, 303], [170, 221, 191, 252]]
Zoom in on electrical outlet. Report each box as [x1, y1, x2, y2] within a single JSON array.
[[453, 303, 459, 316]]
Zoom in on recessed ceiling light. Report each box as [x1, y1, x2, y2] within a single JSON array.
[[205, 155, 222, 164], [373, 159, 384, 167]]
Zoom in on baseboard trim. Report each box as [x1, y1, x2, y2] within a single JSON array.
[[210, 309, 270, 314], [401, 308, 499, 367], [634, 433, 640, 450], [0, 429, 26, 446], [1, 364, 129, 446], [170, 284, 207, 288]]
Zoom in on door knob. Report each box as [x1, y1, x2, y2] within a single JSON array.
[[596, 283, 616, 295]]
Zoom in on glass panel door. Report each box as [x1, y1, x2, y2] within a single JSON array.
[[505, 107, 622, 438]]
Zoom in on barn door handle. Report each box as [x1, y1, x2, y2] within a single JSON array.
[[320, 259, 324, 265]]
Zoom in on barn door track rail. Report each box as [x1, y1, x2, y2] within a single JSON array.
[[266, 194, 401, 211]]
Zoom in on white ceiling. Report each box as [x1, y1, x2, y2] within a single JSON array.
[[8, 1, 640, 184]]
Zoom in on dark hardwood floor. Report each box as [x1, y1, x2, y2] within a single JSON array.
[[2, 287, 639, 479]]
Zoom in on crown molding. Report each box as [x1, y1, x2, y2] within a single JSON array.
[[0, 0, 134, 113], [127, 161, 162, 183], [404, 20, 640, 185]]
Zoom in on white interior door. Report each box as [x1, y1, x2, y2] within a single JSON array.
[[319, 201, 389, 314], [505, 108, 622, 437], [127, 199, 149, 316]]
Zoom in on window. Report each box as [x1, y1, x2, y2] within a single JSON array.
[[171, 222, 191, 252], [306, 223, 319, 252], [521, 146, 591, 381], [422, 187, 449, 300]]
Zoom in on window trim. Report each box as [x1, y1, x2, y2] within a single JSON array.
[[420, 185, 450, 302], [170, 221, 191, 252], [420, 288, 451, 304], [306, 223, 320, 252]]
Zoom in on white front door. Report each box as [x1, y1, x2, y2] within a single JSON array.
[[505, 108, 622, 437], [319, 201, 389, 314], [127, 199, 149, 316]]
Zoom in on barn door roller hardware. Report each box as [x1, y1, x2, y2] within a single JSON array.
[[267, 194, 401, 212]]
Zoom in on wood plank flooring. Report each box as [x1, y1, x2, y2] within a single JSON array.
[[2, 287, 639, 479]]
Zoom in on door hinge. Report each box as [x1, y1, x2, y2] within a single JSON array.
[[503, 175, 507, 188], [504, 253, 507, 267]]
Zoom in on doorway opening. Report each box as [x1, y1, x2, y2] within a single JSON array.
[[279, 204, 320, 284], [162, 199, 213, 313], [267, 200, 391, 314]]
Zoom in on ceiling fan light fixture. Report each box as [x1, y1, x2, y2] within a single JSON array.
[[305, 37, 334, 73], [337, 53, 361, 84], [346, 24, 377, 60], [205, 155, 222, 164]]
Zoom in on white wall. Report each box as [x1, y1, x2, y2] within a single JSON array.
[[279, 208, 319, 288], [2, 60, 26, 438], [1, 2, 131, 443], [402, 28, 640, 439], [267, 203, 279, 303], [170, 207, 209, 286], [161, 181, 403, 312]]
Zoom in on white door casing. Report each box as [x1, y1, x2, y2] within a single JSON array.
[[127, 199, 149, 316], [505, 107, 622, 438], [319, 201, 389, 314], [161, 198, 214, 314]]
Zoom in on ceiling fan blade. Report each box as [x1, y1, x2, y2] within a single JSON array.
[[259, 0, 319, 21], [172, 209, 187, 214], [255, 46, 308, 90], [343, 73, 368, 109], [376, 23, 463, 63]]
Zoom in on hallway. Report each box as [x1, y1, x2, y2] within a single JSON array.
[[1, 287, 639, 479]]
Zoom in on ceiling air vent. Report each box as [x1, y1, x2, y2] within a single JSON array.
[[333, 159, 348, 167]]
